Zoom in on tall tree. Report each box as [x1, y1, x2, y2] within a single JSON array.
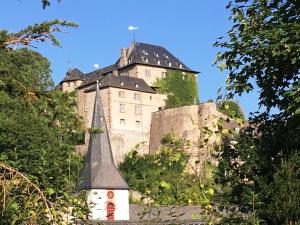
[[214, 0, 300, 224]]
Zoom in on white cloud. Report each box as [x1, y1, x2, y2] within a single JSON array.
[[94, 64, 99, 69], [128, 25, 138, 31]]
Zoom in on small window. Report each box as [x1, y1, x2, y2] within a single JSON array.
[[154, 53, 159, 57], [135, 83, 139, 88], [150, 96, 152, 101], [136, 120, 141, 128], [120, 103, 126, 113], [158, 107, 163, 111], [167, 61, 172, 67], [164, 54, 169, 59], [145, 69, 151, 77], [134, 93, 141, 100], [179, 64, 183, 69], [142, 50, 148, 55], [68, 82, 71, 87], [119, 91, 125, 98], [142, 57, 148, 63], [135, 105, 141, 115], [120, 119, 125, 126], [120, 81, 124, 85], [128, 58, 131, 64], [156, 60, 160, 65]]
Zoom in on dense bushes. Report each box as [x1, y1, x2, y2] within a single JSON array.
[[119, 133, 215, 206]]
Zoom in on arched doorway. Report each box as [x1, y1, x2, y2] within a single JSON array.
[[107, 202, 115, 220]]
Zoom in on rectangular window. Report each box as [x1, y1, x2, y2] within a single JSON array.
[[145, 69, 151, 77], [135, 105, 141, 115], [119, 91, 125, 98], [134, 93, 141, 101], [120, 119, 125, 126], [120, 103, 126, 113], [136, 120, 141, 128]]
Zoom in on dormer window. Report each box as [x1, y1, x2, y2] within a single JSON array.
[[128, 58, 131, 64], [142, 57, 148, 63], [156, 60, 161, 65], [167, 61, 172, 67], [142, 50, 149, 55], [120, 81, 124, 86], [154, 53, 159, 57], [164, 54, 169, 59], [135, 83, 139, 88], [179, 64, 183, 69]]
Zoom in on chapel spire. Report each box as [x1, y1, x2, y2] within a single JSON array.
[[78, 80, 129, 190]]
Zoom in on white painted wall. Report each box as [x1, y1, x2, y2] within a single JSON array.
[[87, 189, 129, 221], [114, 189, 129, 220]]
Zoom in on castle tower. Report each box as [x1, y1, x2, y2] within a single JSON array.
[[78, 81, 129, 221]]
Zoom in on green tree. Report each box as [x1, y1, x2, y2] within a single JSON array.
[[214, 0, 300, 224], [217, 100, 245, 120], [155, 70, 199, 108], [119, 133, 214, 207], [0, 48, 85, 224]]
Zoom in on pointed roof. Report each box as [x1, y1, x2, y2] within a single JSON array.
[[78, 81, 129, 190], [60, 68, 85, 84]]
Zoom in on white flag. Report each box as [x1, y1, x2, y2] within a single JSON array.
[[128, 25, 138, 31]]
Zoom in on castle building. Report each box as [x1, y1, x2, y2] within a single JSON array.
[[59, 42, 199, 164]]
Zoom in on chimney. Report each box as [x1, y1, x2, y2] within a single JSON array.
[[119, 48, 127, 67]]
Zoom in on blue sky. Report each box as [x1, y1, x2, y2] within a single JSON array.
[[1, 0, 260, 116]]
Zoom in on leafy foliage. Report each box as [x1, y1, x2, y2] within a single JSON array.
[[0, 20, 77, 49], [41, 0, 61, 9], [214, 0, 300, 224], [119, 133, 214, 207], [155, 70, 199, 108], [0, 47, 85, 224], [217, 100, 245, 120]]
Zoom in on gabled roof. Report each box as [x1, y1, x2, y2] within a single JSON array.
[[60, 68, 85, 84], [78, 82, 129, 190], [125, 42, 199, 73], [83, 74, 155, 93]]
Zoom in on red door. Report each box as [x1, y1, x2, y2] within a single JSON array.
[[107, 202, 115, 220]]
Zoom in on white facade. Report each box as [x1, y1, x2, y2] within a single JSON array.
[[87, 189, 129, 221]]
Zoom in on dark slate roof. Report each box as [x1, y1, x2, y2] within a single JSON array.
[[83, 74, 155, 93], [60, 68, 85, 84], [78, 82, 129, 190], [78, 64, 118, 88], [125, 42, 199, 73]]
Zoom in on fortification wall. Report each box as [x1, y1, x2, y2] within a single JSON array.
[[149, 103, 223, 153], [149, 103, 224, 174]]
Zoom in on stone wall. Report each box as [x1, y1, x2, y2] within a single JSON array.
[[76, 205, 204, 225], [149, 103, 224, 173], [149, 103, 223, 153]]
